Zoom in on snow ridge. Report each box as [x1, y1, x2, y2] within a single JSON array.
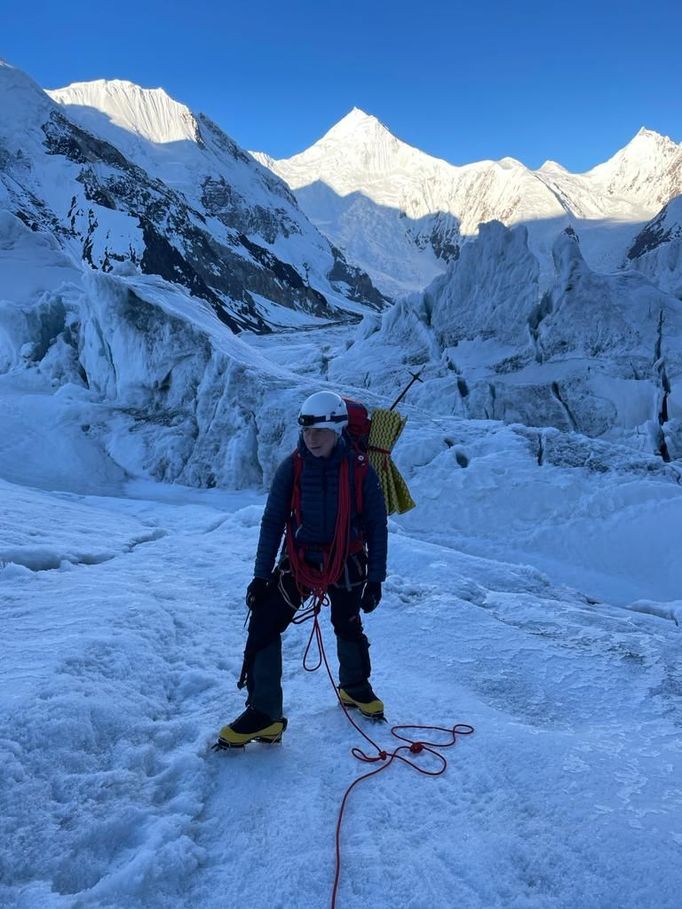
[[49, 79, 201, 146]]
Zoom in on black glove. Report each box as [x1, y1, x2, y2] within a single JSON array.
[[360, 581, 382, 614], [246, 577, 269, 610]]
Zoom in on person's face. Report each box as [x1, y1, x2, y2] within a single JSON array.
[[302, 427, 338, 458]]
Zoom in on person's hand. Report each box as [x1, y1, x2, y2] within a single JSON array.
[[360, 581, 382, 613], [246, 577, 269, 610]]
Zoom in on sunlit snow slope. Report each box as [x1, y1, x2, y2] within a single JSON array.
[[257, 110, 682, 295], [0, 60, 386, 339]]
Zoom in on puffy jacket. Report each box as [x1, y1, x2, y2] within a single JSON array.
[[254, 434, 388, 582]]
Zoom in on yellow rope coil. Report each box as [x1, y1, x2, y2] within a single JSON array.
[[367, 408, 416, 515]]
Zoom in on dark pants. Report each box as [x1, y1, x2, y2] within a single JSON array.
[[239, 554, 371, 719]]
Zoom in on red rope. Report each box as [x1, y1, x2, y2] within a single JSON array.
[[286, 457, 353, 601], [285, 450, 474, 905], [297, 611, 474, 908]]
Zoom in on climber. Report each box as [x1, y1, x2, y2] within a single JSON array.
[[217, 391, 388, 747]]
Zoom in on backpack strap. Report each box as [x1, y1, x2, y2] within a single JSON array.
[[353, 451, 368, 516], [291, 449, 303, 528]]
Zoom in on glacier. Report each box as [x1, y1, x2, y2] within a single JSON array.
[[327, 221, 682, 461], [1, 57, 682, 909]]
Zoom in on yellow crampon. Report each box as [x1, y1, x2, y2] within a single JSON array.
[[338, 687, 385, 719], [214, 717, 288, 749]]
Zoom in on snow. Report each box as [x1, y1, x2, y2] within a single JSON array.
[[2, 58, 682, 909], [627, 195, 682, 300], [0, 59, 54, 132], [3, 308, 682, 908], [584, 128, 682, 209], [0, 60, 385, 342], [49, 80, 201, 146]]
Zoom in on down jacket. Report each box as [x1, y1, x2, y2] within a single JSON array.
[[254, 434, 388, 583]]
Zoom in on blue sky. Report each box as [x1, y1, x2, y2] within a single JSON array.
[[2, 0, 681, 171]]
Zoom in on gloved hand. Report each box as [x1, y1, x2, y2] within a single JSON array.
[[245, 577, 269, 610], [360, 581, 382, 614]]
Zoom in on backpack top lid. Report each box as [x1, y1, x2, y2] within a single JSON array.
[[342, 398, 371, 453]]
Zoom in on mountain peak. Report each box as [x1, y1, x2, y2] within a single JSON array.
[[619, 126, 679, 155], [48, 78, 198, 145], [0, 59, 51, 102], [538, 160, 568, 174], [320, 107, 394, 144], [581, 125, 682, 211], [51, 79, 178, 108], [339, 106, 375, 125], [635, 126, 667, 141], [497, 156, 526, 170], [594, 126, 680, 170]]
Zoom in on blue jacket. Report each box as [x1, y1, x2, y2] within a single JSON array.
[[254, 434, 388, 582]]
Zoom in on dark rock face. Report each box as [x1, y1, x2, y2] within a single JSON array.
[[627, 198, 682, 262], [42, 111, 134, 171], [624, 198, 682, 301], [138, 220, 244, 332], [627, 215, 671, 260], [327, 248, 389, 309], [201, 176, 301, 244], [414, 213, 461, 263]]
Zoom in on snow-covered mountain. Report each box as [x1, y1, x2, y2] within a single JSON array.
[[0, 207, 313, 488], [256, 111, 682, 295], [0, 62, 387, 335], [260, 111, 681, 461], [0, 59, 388, 489], [584, 128, 682, 211], [47, 79, 386, 312]]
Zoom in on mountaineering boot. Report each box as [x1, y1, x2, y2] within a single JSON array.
[[215, 706, 287, 749], [338, 683, 385, 720], [336, 635, 383, 717]]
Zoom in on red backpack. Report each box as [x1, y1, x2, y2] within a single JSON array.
[[341, 397, 371, 513], [342, 397, 371, 456]]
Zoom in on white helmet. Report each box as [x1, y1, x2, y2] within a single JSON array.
[[298, 391, 348, 435]]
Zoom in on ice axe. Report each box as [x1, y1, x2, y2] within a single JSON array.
[[389, 368, 424, 411]]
